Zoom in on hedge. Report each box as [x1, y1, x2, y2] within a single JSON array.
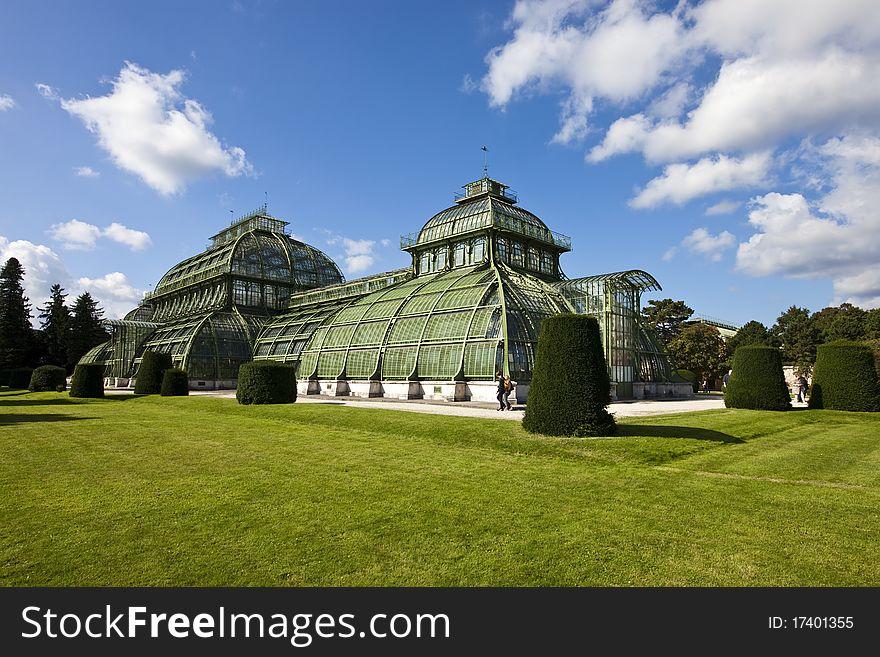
[[724, 345, 790, 411], [809, 341, 880, 412], [160, 368, 190, 397], [6, 367, 34, 390], [29, 365, 67, 392], [522, 314, 616, 436], [134, 351, 173, 395], [236, 361, 297, 405], [0, 370, 10, 386], [69, 363, 105, 398]]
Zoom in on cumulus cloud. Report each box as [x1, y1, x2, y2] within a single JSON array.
[[630, 152, 771, 208], [0, 94, 15, 111], [74, 166, 100, 178], [482, 0, 880, 303], [326, 235, 388, 274], [55, 62, 252, 195], [681, 228, 736, 262], [49, 219, 152, 251], [0, 235, 143, 319]]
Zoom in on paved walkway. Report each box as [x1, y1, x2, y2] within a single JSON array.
[[150, 389, 730, 420]]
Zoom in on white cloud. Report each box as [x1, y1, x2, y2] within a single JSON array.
[[587, 113, 651, 162], [0, 94, 15, 111], [681, 228, 736, 262], [735, 138, 880, 307], [705, 199, 742, 216], [326, 235, 387, 274], [48, 219, 152, 251], [630, 152, 771, 208], [0, 235, 143, 320], [75, 272, 143, 318], [49, 219, 103, 250], [662, 247, 677, 261], [460, 74, 478, 93], [551, 93, 592, 145], [74, 166, 100, 178], [35, 83, 59, 101], [56, 62, 252, 195], [103, 223, 152, 250], [0, 236, 69, 308]]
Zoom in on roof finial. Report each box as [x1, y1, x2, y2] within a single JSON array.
[[481, 145, 489, 178]]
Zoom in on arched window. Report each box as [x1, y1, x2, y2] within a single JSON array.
[[472, 238, 485, 263], [453, 241, 466, 267]]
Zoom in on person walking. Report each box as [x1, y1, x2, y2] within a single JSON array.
[[496, 371, 508, 411], [504, 376, 515, 410], [796, 374, 808, 403]]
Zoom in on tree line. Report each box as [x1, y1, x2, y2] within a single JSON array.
[[0, 257, 110, 373], [641, 298, 880, 388]]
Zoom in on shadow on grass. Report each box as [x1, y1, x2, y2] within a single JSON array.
[[616, 424, 742, 443], [0, 398, 78, 407], [0, 413, 96, 426]]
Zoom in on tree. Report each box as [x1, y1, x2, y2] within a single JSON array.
[[67, 292, 110, 370], [726, 320, 773, 354], [772, 306, 820, 369], [0, 257, 34, 369], [667, 323, 727, 386], [812, 303, 867, 342], [38, 283, 71, 367], [865, 308, 880, 340], [641, 298, 694, 346]]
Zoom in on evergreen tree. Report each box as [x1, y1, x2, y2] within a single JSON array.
[[67, 292, 110, 369], [812, 303, 867, 342], [640, 298, 694, 346], [38, 283, 71, 367], [0, 257, 34, 369]]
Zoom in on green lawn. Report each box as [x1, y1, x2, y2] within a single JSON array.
[[1, 390, 878, 586]]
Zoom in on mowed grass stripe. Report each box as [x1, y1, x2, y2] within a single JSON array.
[[1, 391, 878, 586]]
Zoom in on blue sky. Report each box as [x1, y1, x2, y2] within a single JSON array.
[[1, 0, 878, 325]]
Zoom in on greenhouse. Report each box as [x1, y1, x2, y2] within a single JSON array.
[[252, 177, 689, 401], [81, 206, 344, 387], [81, 177, 689, 400]]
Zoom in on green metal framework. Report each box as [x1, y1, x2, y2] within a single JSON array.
[[553, 271, 670, 397], [85, 206, 344, 381], [79, 176, 677, 396]]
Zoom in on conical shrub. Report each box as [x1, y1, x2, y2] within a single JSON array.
[[69, 363, 105, 398], [522, 314, 615, 436], [809, 341, 880, 412], [160, 368, 190, 396], [134, 351, 173, 394], [724, 345, 790, 410]]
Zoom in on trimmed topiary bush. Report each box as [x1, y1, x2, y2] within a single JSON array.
[[161, 368, 190, 397], [29, 365, 67, 392], [724, 345, 790, 411], [236, 361, 297, 405], [7, 367, 34, 389], [134, 351, 173, 394], [69, 363, 105, 398], [522, 314, 616, 437], [809, 341, 880, 412]]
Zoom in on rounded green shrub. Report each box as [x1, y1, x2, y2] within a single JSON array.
[[7, 367, 34, 389], [724, 345, 790, 411], [29, 365, 67, 392], [134, 351, 173, 394], [69, 363, 105, 398], [809, 341, 880, 412], [522, 314, 616, 437], [236, 361, 297, 405], [160, 368, 190, 397]]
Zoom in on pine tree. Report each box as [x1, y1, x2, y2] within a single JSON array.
[[640, 298, 694, 346], [67, 292, 110, 370], [38, 283, 71, 368], [0, 257, 34, 369]]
